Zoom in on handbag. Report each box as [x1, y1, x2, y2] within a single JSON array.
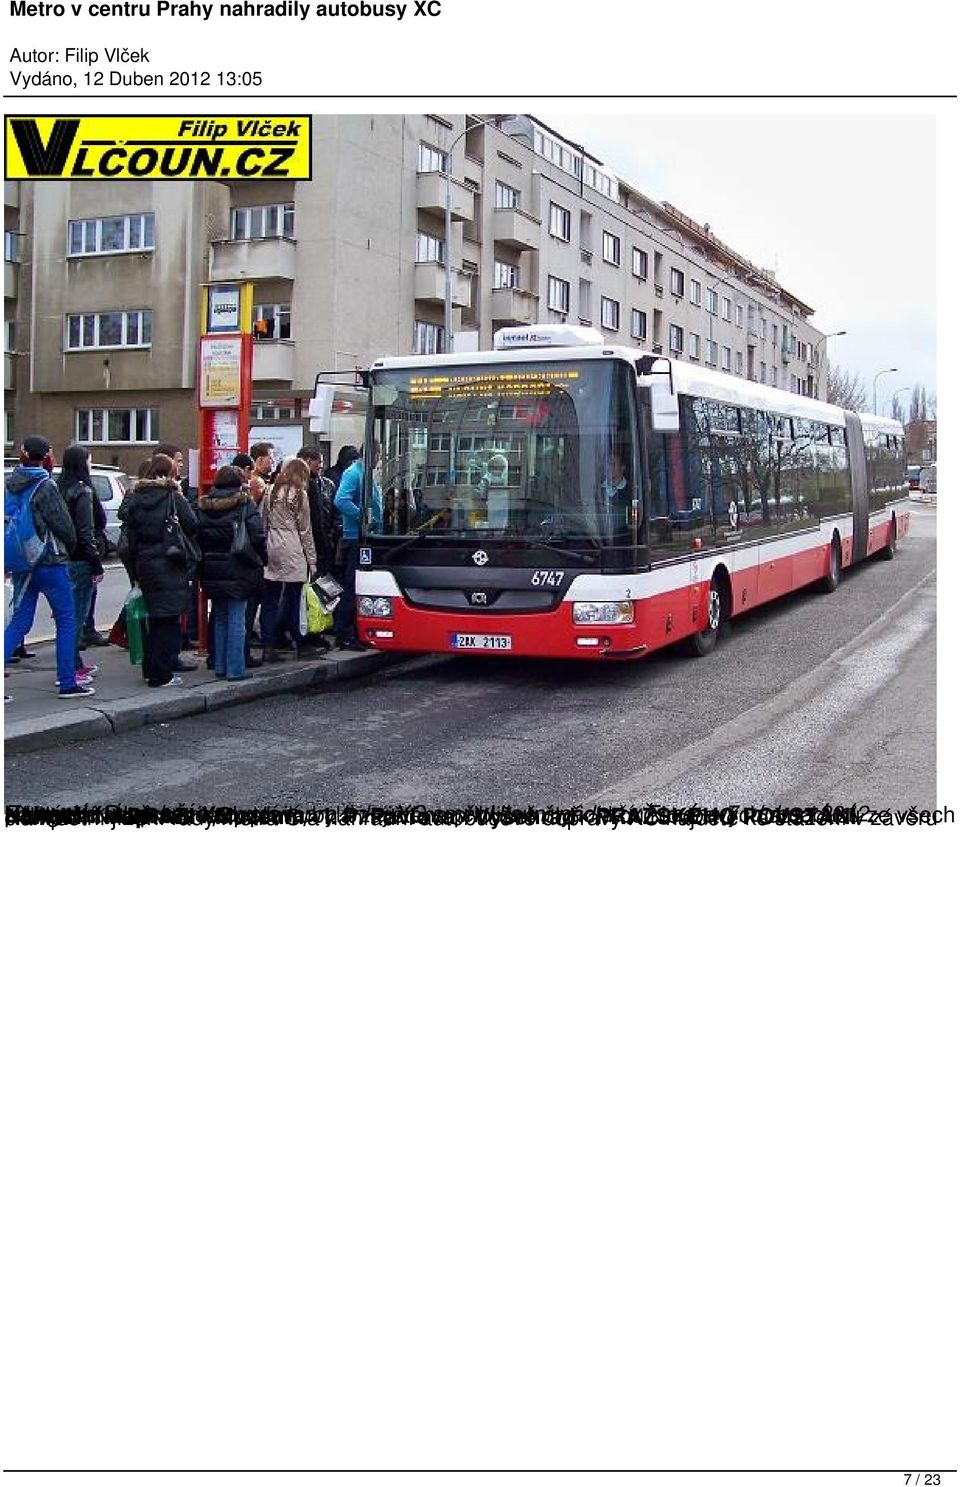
[[230, 509, 261, 567], [312, 572, 343, 611], [163, 491, 201, 570]]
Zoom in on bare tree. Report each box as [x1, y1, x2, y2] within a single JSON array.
[[909, 384, 929, 424], [890, 394, 906, 423], [826, 365, 867, 411]]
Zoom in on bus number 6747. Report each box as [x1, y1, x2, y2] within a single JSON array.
[[530, 570, 564, 587]]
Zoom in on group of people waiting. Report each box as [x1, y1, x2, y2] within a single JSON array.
[[4, 433, 373, 701]]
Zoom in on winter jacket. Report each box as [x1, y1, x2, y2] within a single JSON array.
[[117, 478, 199, 619], [59, 477, 104, 575], [197, 490, 267, 600], [5, 464, 76, 565], [306, 473, 338, 573], [335, 460, 383, 541], [261, 484, 316, 583]]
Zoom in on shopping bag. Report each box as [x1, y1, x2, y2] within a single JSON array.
[[124, 586, 148, 667], [303, 582, 333, 634], [313, 573, 343, 611]]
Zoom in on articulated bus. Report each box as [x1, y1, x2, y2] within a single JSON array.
[[353, 325, 909, 661]]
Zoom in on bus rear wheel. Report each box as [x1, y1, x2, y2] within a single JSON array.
[[879, 517, 897, 560], [818, 534, 841, 592], [687, 576, 724, 657]]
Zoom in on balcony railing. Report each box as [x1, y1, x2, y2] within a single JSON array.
[[413, 261, 472, 308], [490, 286, 539, 324], [416, 172, 474, 222], [492, 207, 540, 252], [252, 338, 296, 383], [210, 235, 296, 283]]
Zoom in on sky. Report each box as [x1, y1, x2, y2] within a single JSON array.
[[545, 111, 937, 418]]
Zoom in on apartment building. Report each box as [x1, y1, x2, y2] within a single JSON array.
[[7, 113, 826, 467]]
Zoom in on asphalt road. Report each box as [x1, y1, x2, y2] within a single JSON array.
[[6, 505, 937, 811]]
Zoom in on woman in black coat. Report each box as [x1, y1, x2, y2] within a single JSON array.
[[117, 453, 199, 688], [197, 465, 267, 680]]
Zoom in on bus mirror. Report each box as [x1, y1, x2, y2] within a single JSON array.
[[650, 379, 680, 433]]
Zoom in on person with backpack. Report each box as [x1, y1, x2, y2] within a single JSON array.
[[58, 444, 104, 687], [4, 435, 89, 699], [197, 465, 267, 681]]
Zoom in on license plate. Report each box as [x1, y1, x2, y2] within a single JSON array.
[[451, 633, 513, 651]]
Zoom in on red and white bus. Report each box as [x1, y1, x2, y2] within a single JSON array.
[[353, 325, 909, 661]]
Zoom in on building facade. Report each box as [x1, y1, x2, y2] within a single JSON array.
[[7, 113, 826, 468]]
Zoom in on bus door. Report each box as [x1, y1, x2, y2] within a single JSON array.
[[844, 412, 869, 563]]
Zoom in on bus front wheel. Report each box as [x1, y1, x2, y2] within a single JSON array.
[[687, 576, 724, 657]]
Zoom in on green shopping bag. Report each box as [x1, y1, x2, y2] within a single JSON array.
[[124, 587, 148, 667]]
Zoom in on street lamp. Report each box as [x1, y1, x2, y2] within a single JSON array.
[[818, 330, 845, 397], [444, 119, 482, 351], [873, 366, 897, 414]]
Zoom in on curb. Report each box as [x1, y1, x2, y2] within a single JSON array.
[[4, 650, 391, 757]]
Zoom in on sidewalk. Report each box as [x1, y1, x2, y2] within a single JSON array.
[[4, 638, 389, 756]]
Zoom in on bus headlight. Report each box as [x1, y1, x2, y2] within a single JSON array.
[[358, 596, 394, 617], [572, 601, 634, 625]]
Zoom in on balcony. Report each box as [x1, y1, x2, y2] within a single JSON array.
[[416, 171, 474, 222], [414, 261, 472, 307], [252, 338, 296, 384], [490, 286, 539, 324], [493, 207, 540, 252], [4, 352, 15, 392], [4, 260, 18, 300], [210, 235, 296, 284]]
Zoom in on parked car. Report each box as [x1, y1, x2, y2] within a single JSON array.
[[919, 464, 937, 495], [4, 458, 131, 553], [906, 465, 923, 491]]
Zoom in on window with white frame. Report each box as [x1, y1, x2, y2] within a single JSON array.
[[547, 275, 570, 314], [414, 320, 445, 355], [75, 407, 158, 444], [670, 267, 685, 297], [632, 246, 648, 279], [549, 202, 571, 241], [630, 308, 647, 340], [669, 323, 683, 354], [736, 351, 743, 375], [771, 321, 778, 346], [5, 319, 16, 353], [769, 366, 777, 387], [494, 260, 519, 289], [721, 346, 731, 372], [253, 302, 292, 339], [705, 287, 718, 315], [735, 303, 744, 328], [495, 180, 520, 209], [600, 296, 620, 331], [5, 230, 21, 263], [415, 231, 444, 263], [689, 331, 700, 359], [66, 309, 152, 351], [760, 317, 767, 340], [759, 363, 767, 383], [418, 142, 447, 173], [721, 296, 731, 321], [705, 339, 717, 365], [67, 214, 154, 257], [689, 277, 702, 306], [230, 203, 294, 241], [602, 230, 620, 266]]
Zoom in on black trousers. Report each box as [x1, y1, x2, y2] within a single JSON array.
[[143, 615, 182, 686]]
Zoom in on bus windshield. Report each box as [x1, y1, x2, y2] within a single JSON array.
[[366, 358, 640, 545]]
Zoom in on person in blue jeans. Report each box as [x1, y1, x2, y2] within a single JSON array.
[[4, 435, 89, 700], [197, 465, 268, 680]]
